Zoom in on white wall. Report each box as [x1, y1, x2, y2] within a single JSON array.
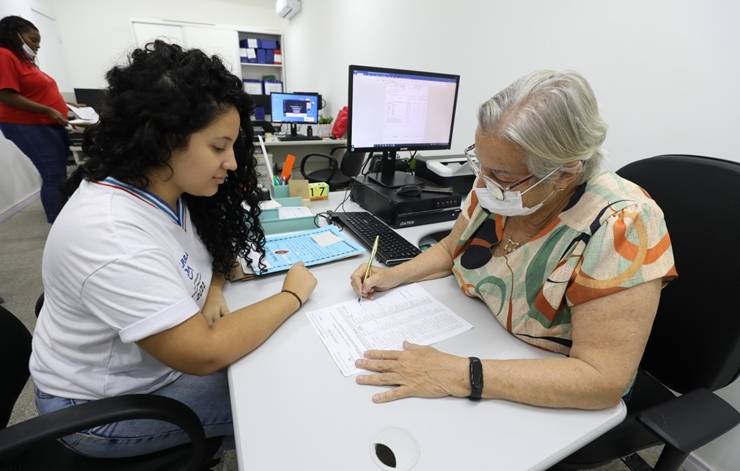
[[284, 0, 740, 172], [281, 1, 740, 470], [52, 0, 283, 90], [0, 135, 41, 223]]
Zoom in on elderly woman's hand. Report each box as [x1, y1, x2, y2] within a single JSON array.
[[355, 341, 470, 403], [350, 264, 405, 299]]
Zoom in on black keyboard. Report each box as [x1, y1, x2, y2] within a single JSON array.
[[277, 135, 322, 142], [329, 211, 422, 266]]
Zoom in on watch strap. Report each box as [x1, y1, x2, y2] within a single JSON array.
[[468, 356, 483, 401]]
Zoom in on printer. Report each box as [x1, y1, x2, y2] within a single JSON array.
[[414, 154, 475, 196]]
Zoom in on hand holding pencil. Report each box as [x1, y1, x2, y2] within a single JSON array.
[[350, 236, 405, 301], [358, 236, 379, 303]]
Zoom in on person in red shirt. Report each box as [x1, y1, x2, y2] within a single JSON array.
[[0, 15, 69, 223]]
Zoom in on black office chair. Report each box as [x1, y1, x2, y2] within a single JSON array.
[[0, 302, 224, 470], [555, 155, 740, 471], [299, 146, 366, 190]]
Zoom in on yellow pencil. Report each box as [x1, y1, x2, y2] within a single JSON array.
[[358, 235, 379, 303]]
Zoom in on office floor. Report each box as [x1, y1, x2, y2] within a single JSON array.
[[0, 198, 670, 471]]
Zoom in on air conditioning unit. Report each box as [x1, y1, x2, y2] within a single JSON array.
[[276, 0, 302, 20]]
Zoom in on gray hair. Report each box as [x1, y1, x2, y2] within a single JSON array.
[[477, 70, 607, 184]]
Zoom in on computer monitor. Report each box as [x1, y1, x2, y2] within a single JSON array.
[[73, 88, 108, 112], [348, 65, 460, 188], [270, 92, 320, 137]]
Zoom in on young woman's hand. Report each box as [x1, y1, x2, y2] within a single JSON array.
[[282, 262, 317, 306], [200, 285, 230, 327], [350, 264, 404, 300]]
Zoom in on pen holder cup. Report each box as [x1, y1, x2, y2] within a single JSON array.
[[272, 184, 290, 199]]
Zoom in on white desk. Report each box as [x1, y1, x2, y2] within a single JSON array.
[[258, 137, 347, 147], [225, 192, 625, 471]]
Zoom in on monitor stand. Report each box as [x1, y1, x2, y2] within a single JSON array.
[[288, 123, 306, 139], [368, 150, 424, 188]]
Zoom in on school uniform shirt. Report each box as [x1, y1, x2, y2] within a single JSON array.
[[451, 172, 678, 355], [0, 47, 67, 125], [29, 178, 213, 400]]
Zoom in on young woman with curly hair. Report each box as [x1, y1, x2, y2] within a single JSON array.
[[28, 40, 317, 459]]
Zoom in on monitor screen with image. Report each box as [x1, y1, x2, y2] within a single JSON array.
[[270, 92, 319, 124]]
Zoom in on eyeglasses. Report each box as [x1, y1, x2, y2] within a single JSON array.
[[464, 144, 535, 200]]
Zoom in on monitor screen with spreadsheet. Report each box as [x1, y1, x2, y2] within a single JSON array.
[[348, 65, 460, 152]]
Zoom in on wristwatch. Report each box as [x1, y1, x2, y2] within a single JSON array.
[[468, 357, 483, 401]]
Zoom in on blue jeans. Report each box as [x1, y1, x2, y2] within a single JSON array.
[[0, 123, 68, 223], [35, 371, 234, 459]]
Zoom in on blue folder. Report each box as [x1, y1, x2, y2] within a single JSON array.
[[250, 226, 365, 275]]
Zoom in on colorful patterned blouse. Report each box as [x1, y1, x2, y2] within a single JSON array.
[[451, 172, 677, 355]]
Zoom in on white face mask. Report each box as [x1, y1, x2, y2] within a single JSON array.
[[18, 34, 36, 60], [474, 166, 562, 217]]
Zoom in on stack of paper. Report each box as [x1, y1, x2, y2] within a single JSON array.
[[67, 104, 99, 124], [307, 284, 473, 376]]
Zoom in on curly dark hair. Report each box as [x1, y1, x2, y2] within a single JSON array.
[[0, 15, 37, 62], [65, 40, 265, 275]]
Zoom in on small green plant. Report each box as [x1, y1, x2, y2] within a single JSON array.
[[318, 115, 333, 125]]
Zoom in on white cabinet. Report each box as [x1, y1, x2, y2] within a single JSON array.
[[130, 20, 284, 88], [182, 27, 240, 76]]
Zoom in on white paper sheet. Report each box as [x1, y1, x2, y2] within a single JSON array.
[[263, 81, 283, 95], [243, 80, 263, 95], [312, 231, 343, 247], [306, 284, 473, 376], [67, 104, 99, 123], [278, 206, 313, 219]]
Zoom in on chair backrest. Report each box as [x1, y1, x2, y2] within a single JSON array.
[[0, 305, 32, 428], [339, 150, 366, 178], [617, 155, 740, 394]]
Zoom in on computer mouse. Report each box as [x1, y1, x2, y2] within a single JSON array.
[[396, 184, 422, 197]]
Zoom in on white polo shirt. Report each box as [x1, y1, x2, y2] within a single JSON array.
[[30, 177, 212, 400]]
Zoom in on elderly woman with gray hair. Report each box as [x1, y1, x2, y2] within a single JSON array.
[[350, 70, 677, 409]]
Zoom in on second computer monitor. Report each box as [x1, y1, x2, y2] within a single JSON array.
[[74, 88, 108, 112], [270, 92, 319, 124]]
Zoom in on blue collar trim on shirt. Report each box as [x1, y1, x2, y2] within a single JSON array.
[[101, 177, 185, 227]]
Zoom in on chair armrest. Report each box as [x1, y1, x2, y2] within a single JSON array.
[[637, 388, 740, 453], [34, 293, 44, 317], [299, 153, 337, 181], [0, 394, 207, 470]]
